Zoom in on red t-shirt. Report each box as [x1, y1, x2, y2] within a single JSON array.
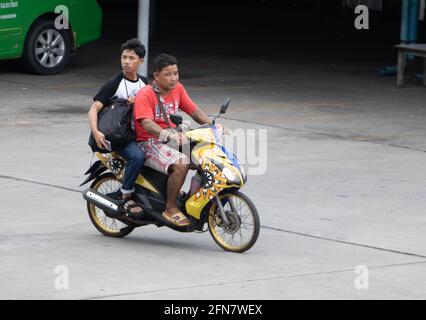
[[134, 82, 198, 141]]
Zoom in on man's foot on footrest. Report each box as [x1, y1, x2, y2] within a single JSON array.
[[162, 209, 190, 227]]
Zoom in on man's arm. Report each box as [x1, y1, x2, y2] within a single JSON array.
[[190, 106, 230, 135], [190, 108, 211, 125], [140, 118, 164, 138], [178, 84, 210, 125]]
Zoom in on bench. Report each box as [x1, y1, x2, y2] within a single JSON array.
[[395, 43, 426, 87]]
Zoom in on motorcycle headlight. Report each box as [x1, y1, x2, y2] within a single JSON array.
[[222, 167, 241, 185], [240, 164, 247, 183]]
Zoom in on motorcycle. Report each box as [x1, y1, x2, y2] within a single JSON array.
[[81, 98, 260, 253]]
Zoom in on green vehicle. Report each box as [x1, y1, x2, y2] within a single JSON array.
[[0, 0, 102, 74]]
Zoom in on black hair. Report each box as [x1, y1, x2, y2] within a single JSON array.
[[153, 53, 178, 72], [120, 38, 146, 58]]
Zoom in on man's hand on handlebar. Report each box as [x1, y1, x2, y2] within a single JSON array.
[[160, 129, 188, 145], [215, 123, 231, 136], [169, 132, 188, 145]]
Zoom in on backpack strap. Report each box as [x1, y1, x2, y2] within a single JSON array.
[[152, 83, 171, 128]]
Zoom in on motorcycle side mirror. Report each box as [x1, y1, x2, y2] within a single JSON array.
[[212, 98, 231, 125], [170, 114, 183, 126], [220, 98, 230, 114]]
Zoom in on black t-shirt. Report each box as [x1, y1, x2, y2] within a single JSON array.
[[93, 72, 148, 105]]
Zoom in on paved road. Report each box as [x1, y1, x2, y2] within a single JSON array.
[[1, 39, 426, 299]]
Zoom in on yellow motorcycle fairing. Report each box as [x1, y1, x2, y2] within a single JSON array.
[[95, 152, 160, 194], [185, 127, 216, 144], [184, 140, 245, 220]]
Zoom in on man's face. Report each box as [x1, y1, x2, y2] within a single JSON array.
[[121, 49, 143, 74], [154, 64, 179, 91]]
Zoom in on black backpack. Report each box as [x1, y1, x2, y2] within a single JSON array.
[[88, 98, 134, 153]]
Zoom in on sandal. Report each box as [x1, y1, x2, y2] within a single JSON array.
[[162, 211, 190, 227], [123, 198, 144, 216]]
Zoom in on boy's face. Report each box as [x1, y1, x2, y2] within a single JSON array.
[[154, 64, 179, 91], [121, 49, 143, 74]]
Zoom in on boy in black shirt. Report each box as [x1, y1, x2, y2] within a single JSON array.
[[88, 39, 146, 215]]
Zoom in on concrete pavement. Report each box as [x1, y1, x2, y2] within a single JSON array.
[[1, 44, 426, 299]]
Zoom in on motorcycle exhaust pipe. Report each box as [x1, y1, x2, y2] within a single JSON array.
[[83, 188, 122, 215]]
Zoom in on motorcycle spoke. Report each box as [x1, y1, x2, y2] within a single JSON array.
[[240, 223, 253, 230], [229, 233, 237, 246], [240, 212, 252, 224], [237, 228, 246, 243], [218, 228, 227, 238], [111, 219, 118, 230]]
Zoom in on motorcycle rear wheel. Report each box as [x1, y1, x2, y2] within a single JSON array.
[[208, 190, 260, 253], [87, 173, 134, 238]]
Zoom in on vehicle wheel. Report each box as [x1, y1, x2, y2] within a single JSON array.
[[208, 190, 260, 253], [22, 20, 71, 75], [87, 173, 134, 238]]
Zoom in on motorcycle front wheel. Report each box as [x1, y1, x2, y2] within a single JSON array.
[[208, 190, 260, 253], [87, 173, 134, 238]]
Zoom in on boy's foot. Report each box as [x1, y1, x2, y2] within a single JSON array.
[[123, 197, 144, 215]]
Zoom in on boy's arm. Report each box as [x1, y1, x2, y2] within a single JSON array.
[[88, 100, 108, 149]]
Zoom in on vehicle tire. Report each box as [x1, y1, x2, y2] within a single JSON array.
[[208, 190, 260, 253], [87, 173, 135, 238], [22, 20, 71, 75]]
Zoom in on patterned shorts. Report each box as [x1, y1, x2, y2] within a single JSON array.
[[137, 139, 189, 175]]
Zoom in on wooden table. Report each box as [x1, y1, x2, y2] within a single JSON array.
[[395, 44, 426, 87]]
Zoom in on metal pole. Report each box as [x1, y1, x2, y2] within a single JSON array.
[[401, 0, 410, 43], [138, 0, 150, 78], [420, 0, 425, 21], [408, 0, 420, 43]]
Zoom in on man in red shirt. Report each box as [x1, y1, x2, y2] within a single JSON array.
[[134, 54, 211, 227]]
